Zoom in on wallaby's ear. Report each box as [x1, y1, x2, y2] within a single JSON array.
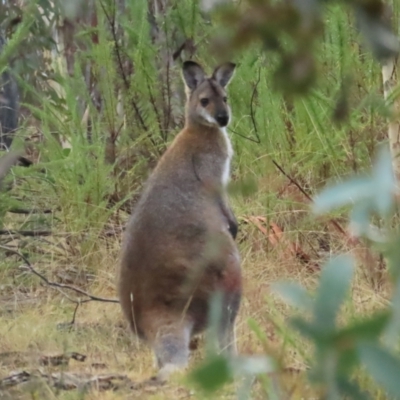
[[212, 62, 236, 88], [182, 61, 206, 91]]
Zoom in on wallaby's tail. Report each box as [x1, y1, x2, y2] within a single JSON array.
[[0, 35, 19, 151]]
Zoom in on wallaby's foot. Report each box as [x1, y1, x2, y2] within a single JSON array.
[[156, 363, 186, 382]]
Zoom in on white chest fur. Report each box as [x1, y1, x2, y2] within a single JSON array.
[[220, 127, 233, 187]]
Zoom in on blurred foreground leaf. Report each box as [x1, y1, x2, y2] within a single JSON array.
[[189, 355, 233, 393], [313, 255, 354, 333], [358, 343, 400, 399], [272, 281, 313, 312]]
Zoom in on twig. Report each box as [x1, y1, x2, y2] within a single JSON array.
[[249, 67, 261, 144], [71, 302, 80, 325], [228, 127, 262, 143], [8, 208, 53, 214], [99, 0, 148, 133], [0, 244, 119, 304], [271, 159, 347, 235], [0, 229, 53, 236]]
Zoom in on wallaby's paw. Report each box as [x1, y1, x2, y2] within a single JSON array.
[[157, 363, 186, 382]]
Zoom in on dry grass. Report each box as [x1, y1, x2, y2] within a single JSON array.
[[0, 196, 391, 399]]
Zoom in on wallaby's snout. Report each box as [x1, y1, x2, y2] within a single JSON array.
[[215, 112, 229, 127]]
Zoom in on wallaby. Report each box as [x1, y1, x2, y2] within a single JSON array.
[[118, 60, 242, 381]]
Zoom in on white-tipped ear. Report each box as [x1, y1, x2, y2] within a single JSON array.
[[182, 61, 206, 91], [212, 62, 236, 88]]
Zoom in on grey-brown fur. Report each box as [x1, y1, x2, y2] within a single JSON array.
[[118, 60, 242, 381]]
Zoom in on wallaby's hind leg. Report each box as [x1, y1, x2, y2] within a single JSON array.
[[151, 319, 193, 381]]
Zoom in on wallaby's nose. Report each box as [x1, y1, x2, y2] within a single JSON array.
[[216, 113, 229, 127]]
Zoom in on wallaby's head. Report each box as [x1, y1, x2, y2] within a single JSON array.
[[182, 61, 236, 128]]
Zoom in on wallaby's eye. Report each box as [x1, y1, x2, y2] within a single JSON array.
[[200, 98, 209, 107], [223, 96, 228, 103]]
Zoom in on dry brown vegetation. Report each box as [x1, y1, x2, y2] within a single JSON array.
[[0, 183, 391, 399]]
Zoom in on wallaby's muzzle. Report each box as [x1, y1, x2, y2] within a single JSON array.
[[216, 113, 229, 127]]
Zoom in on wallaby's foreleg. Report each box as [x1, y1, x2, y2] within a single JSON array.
[[191, 154, 238, 239], [152, 320, 193, 381], [218, 195, 238, 239]]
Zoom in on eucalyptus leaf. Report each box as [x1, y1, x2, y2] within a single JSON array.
[[312, 178, 372, 215], [354, 5, 400, 61], [384, 277, 400, 347], [230, 355, 277, 376], [336, 376, 371, 400], [335, 312, 391, 344], [314, 255, 354, 333], [371, 146, 395, 217], [189, 355, 233, 393], [349, 201, 372, 237], [358, 342, 400, 399], [290, 316, 321, 340], [272, 281, 313, 312]]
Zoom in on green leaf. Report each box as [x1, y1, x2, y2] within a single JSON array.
[[312, 178, 372, 215], [372, 145, 395, 217], [349, 201, 372, 237], [314, 255, 354, 333], [384, 277, 400, 346], [189, 355, 233, 393], [337, 348, 359, 376], [272, 281, 313, 312], [231, 355, 277, 376], [62, 148, 72, 158], [354, 5, 400, 61], [336, 376, 371, 400], [206, 291, 224, 355], [290, 317, 321, 340], [358, 342, 400, 398], [334, 312, 391, 345]]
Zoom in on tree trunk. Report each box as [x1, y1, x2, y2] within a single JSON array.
[[382, 56, 400, 179], [381, 3, 400, 180]]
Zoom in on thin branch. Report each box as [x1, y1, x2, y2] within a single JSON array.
[[249, 67, 261, 144], [0, 245, 119, 304], [0, 229, 53, 236], [99, 0, 148, 133], [165, 40, 172, 140], [271, 159, 347, 236], [228, 127, 262, 143], [8, 208, 53, 214], [70, 302, 80, 326]]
